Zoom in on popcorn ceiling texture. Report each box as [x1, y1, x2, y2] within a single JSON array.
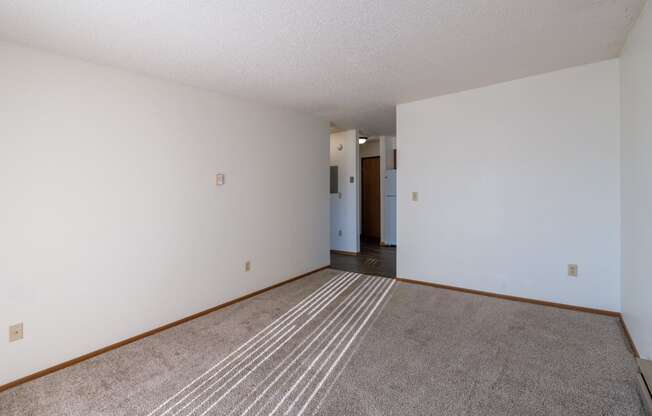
[[0, 0, 644, 134]]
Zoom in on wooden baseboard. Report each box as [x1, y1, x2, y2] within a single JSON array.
[[620, 316, 640, 358], [637, 359, 652, 415], [637, 374, 652, 415], [330, 250, 359, 256], [396, 277, 621, 317], [396, 276, 644, 356], [0, 265, 330, 393]]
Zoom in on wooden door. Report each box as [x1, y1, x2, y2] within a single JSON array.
[[361, 157, 381, 239]]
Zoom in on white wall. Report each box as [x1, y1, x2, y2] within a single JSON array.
[[0, 41, 330, 385], [330, 130, 360, 253], [397, 60, 621, 312], [359, 140, 380, 158], [621, 1, 652, 360], [385, 136, 396, 170], [379, 136, 396, 245]]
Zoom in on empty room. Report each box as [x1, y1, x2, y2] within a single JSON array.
[[1, 1, 652, 415]]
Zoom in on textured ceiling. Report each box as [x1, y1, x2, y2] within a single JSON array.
[[0, 0, 644, 134]]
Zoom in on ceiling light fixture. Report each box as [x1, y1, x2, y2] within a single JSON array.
[[358, 137, 368, 144]]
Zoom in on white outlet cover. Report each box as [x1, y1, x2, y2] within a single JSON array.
[[9, 323, 23, 342]]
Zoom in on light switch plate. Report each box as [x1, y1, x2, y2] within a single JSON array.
[[245, 260, 251, 272], [568, 264, 578, 277], [216, 173, 225, 186], [9, 323, 23, 342], [412, 192, 419, 202]]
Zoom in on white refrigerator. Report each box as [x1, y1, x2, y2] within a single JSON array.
[[383, 169, 397, 246]]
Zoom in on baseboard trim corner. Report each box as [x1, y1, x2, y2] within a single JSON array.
[[0, 264, 330, 394], [620, 316, 640, 358]]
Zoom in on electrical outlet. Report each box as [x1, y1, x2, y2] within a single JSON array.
[[245, 260, 251, 272], [568, 264, 578, 277], [215, 173, 225, 186], [338, 229, 342, 237], [412, 191, 419, 202], [9, 323, 23, 342], [349, 176, 354, 183]]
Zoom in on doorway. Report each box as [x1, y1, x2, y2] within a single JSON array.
[[329, 132, 396, 278], [361, 156, 381, 240]]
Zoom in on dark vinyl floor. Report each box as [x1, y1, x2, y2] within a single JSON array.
[[330, 237, 396, 278]]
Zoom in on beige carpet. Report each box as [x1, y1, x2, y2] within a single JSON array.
[[0, 269, 644, 415]]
